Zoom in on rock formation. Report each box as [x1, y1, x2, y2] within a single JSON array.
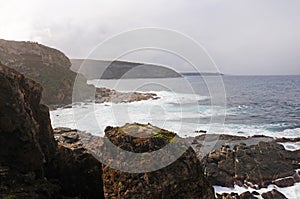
[[0, 39, 92, 106], [216, 189, 287, 199], [0, 62, 104, 198], [53, 124, 216, 199], [95, 87, 159, 103], [99, 123, 215, 199], [201, 141, 300, 188], [261, 189, 287, 199]]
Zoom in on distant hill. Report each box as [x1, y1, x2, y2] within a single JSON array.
[[181, 72, 224, 76], [0, 39, 92, 105], [71, 59, 182, 79]]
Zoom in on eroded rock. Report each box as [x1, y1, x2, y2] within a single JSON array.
[[0, 62, 104, 198], [202, 141, 300, 188]]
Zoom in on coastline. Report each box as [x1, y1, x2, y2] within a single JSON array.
[[52, 126, 300, 198], [49, 86, 300, 198]]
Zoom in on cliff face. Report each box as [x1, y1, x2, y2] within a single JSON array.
[[0, 62, 104, 199], [0, 62, 56, 175], [0, 39, 91, 106]]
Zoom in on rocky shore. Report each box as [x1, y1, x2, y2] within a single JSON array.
[[95, 87, 159, 103], [0, 60, 299, 198], [0, 61, 215, 198], [49, 87, 159, 110], [216, 189, 288, 199], [53, 124, 215, 199], [192, 134, 300, 198]]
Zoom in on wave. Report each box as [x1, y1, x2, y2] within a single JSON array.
[[50, 91, 300, 139]]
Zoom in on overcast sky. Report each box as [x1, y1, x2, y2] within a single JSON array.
[[0, 0, 299, 75]]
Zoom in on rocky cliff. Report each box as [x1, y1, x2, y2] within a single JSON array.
[[0, 39, 92, 106], [0, 62, 104, 198], [0, 61, 215, 198]]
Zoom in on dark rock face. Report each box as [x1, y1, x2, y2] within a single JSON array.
[[0, 39, 92, 106], [0, 62, 56, 176], [0, 62, 104, 198], [49, 129, 105, 199], [216, 192, 258, 199], [99, 123, 215, 199], [273, 177, 295, 187], [261, 189, 287, 199], [202, 141, 300, 188]]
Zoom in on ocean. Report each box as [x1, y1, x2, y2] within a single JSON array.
[[50, 75, 300, 197], [50, 75, 300, 140]]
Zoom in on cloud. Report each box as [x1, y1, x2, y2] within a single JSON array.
[[0, 0, 299, 75]]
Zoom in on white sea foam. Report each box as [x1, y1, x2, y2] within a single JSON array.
[[50, 91, 300, 140], [214, 182, 300, 199], [278, 142, 300, 151]]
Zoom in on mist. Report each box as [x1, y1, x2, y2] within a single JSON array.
[[0, 0, 299, 75]]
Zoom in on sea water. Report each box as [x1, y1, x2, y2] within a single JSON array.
[[50, 75, 300, 139]]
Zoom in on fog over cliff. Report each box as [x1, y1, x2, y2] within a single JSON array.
[[0, 0, 299, 75]]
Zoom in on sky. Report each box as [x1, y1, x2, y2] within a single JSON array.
[[0, 0, 299, 75]]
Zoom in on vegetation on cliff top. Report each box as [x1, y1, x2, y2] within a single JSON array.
[[71, 59, 182, 79], [0, 39, 92, 106]]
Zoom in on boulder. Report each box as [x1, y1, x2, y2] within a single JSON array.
[[98, 123, 215, 199], [261, 189, 287, 199], [273, 177, 295, 187], [240, 191, 258, 199], [216, 191, 259, 199]]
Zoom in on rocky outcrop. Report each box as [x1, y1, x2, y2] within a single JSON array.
[[0, 39, 92, 106], [98, 123, 215, 199], [50, 128, 105, 198], [51, 125, 217, 199], [95, 87, 159, 103], [261, 189, 287, 199], [216, 189, 287, 199], [201, 141, 300, 188], [52, 124, 215, 198], [0, 61, 56, 176], [0, 62, 104, 198]]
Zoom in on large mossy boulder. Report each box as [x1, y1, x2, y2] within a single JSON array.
[[100, 123, 215, 199]]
